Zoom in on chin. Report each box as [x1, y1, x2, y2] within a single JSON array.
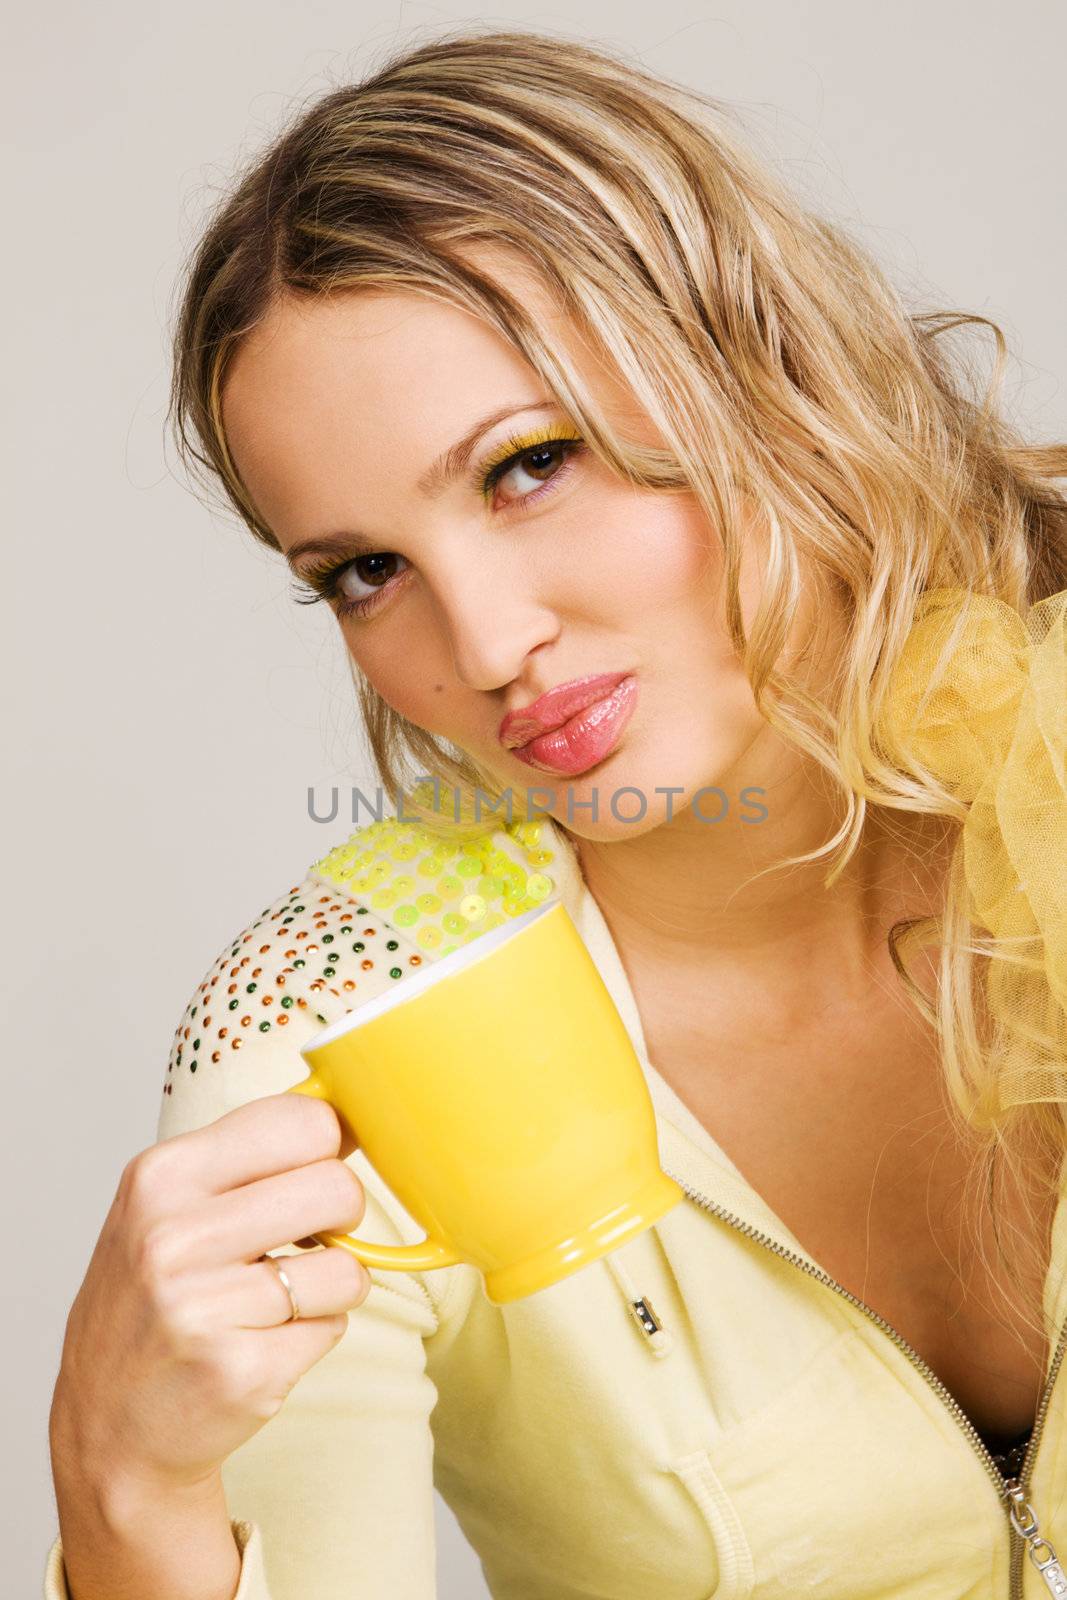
[[524, 756, 700, 841], [461, 731, 722, 838]]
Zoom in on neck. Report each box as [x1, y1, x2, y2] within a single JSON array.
[[570, 782, 956, 1018]]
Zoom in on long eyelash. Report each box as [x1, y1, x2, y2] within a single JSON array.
[[289, 431, 585, 619], [475, 425, 584, 501], [289, 550, 407, 618]]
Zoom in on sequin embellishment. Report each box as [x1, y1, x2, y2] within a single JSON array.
[[309, 813, 556, 958], [163, 813, 556, 1096]]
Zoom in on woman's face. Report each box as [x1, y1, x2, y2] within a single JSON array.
[[220, 255, 818, 841]]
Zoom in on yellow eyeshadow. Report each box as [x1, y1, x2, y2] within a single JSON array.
[[478, 421, 582, 494]]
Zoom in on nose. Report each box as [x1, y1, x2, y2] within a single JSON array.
[[432, 553, 560, 694]]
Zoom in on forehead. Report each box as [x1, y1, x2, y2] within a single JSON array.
[[221, 286, 533, 451], [217, 250, 630, 544], [221, 313, 501, 545], [221, 246, 566, 448]]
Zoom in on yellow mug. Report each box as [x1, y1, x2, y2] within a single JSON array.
[[286, 898, 682, 1303]]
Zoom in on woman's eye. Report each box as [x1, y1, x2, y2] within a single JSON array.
[[334, 552, 409, 611], [291, 551, 410, 621], [488, 439, 579, 505]]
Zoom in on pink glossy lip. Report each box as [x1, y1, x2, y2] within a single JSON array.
[[498, 672, 633, 749], [504, 676, 640, 778]]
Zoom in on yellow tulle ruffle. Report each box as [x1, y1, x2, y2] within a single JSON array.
[[879, 585, 1067, 1109]]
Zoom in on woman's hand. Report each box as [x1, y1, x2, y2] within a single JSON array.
[[49, 1093, 372, 1500]]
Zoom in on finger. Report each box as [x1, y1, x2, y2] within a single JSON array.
[[246, 1312, 353, 1374], [153, 1092, 350, 1197], [181, 1157, 367, 1266], [236, 1248, 371, 1327]]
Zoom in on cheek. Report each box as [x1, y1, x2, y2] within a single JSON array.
[[571, 493, 718, 614], [345, 626, 460, 732]]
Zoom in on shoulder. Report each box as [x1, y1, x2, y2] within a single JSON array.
[[159, 811, 560, 1132]]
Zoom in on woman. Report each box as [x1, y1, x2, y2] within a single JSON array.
[[45, 27, 1067, 1599]]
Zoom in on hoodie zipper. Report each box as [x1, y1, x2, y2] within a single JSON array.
[[661, 1168, 1067, 1597], [1002, 1322, 1067, 1600]]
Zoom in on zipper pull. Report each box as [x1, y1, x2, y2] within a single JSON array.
[[1002, 1479, 1067, 1596]]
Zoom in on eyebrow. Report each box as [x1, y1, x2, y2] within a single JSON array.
[[284, 399, 561, 570]]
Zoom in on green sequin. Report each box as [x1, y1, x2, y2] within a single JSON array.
[[307, 811, 557, 975]]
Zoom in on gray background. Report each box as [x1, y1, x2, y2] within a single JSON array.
[[6, 3, 1065, 1594]]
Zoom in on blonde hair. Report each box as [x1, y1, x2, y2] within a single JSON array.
[[169, 26, 1067, 1353]]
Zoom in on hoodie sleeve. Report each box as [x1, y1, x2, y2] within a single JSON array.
[[43, 866, 467, 1600]]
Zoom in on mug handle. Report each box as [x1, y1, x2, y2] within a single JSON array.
[[285, 1072, 463, 1272]]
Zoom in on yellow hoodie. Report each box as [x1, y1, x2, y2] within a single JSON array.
[[44, 812, 1067, 1599]]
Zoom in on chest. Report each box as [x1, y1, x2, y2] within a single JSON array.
[[634, 976, 1057, 1440]]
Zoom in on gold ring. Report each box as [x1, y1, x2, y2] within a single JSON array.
[[259, 1252, 301, 1323]]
